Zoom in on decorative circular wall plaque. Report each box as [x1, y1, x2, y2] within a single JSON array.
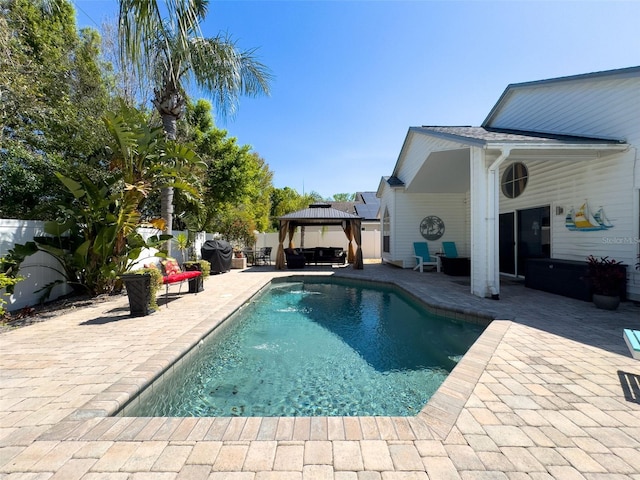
[[420, 216, 445, 240]]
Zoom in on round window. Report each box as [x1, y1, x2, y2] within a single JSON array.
[[501, 162, 528, 198]]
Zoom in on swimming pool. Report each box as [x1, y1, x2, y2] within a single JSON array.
[[123, 278, 484, 417]]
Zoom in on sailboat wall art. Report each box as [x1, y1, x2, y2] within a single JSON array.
[[565, 201, 614, 231]]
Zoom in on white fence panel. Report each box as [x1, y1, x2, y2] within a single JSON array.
[[1, 219, 72, 312], [1, 218, 382, 312]]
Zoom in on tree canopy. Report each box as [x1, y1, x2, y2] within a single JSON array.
[[0, 0, 111, 218], [0, 0, 331, 242], [173, 99, 273, 244]]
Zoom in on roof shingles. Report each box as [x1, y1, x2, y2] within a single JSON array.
[[416, 126, 626, 145]]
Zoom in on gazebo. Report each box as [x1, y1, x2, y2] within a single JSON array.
[[275, 203, 364, 270]]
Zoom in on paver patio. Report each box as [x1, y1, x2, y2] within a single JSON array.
[[1, 264, 638, 479]]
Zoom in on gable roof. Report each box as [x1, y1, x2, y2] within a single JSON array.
[[414, 126, 626, 147], [376, 175, 406, 198], [279, 203, 361, 226], [483, 66, 640, 128]]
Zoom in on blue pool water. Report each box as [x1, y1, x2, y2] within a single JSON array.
[[125, 279, 484, 417]]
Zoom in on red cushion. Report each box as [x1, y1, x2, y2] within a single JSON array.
[[162, 258, 181, 276], [162, 271, 201, 284]]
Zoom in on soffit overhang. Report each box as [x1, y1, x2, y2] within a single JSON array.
[[396, 126, 628, 194]]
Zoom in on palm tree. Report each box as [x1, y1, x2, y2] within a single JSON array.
[[120, 0, 272, 249]]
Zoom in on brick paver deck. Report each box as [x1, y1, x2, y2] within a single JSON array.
[[1, 264, 638, 479]]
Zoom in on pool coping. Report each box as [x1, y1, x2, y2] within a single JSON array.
[[47, 271, 509, 442]]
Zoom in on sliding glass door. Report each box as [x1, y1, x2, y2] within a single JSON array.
[[517, 206, 550, 275], [499, 206, 550, 276]]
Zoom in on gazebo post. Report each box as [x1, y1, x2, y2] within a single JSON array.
[[275, 220, 288, 270], [353, 219, 363, 269], [278, 203, 364, 269]]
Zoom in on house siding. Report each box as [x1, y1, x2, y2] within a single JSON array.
[[378, 184, 397, 266], [499, 150, 639, 299], [488, 71, 639, 300], [383, 192, 468, 268], [487, 77, 640, 145], [385, 68, 639, 299], [396, 133, 467, 188]]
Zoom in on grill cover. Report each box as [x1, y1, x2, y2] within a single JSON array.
[[201, 239, 233, 274]]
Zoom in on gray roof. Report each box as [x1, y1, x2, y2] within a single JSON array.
[[322, 193, 380, 221], [357, 192, 379, 204], [329, 202, 357, 215], [279, 204, 362, 225], [413, 126, 626, 146], [354, 203, 379, 220], [385, 176, 405, 187]]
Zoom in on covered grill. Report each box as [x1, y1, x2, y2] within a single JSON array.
[[200, 239, 233, 274]]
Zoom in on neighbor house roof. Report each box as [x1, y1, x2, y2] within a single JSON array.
[[326, 192, 380, 221], [354, 203, 379, 221]]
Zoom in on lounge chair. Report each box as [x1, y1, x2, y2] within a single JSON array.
[[442, 241, 458, 258], [440, 241, 471, 276], [623, 329, 640, 360], [413, 242, 439, 273]]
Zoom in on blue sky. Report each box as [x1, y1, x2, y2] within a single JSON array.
[[73, 1, 640, 200]]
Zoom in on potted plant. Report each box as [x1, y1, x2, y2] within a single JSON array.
[[585, 255, 627, 310], [174, 233, 190, 265], [120, 267, 163, 316]]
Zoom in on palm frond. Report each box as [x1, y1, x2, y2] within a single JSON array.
[[188, 34, 272, 118], [119, 0, 206, 86]]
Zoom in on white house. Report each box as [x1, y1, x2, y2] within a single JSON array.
[[378, 66, 639, 301]]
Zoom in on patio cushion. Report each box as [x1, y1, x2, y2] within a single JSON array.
[[161, 258, 181, 276], [161, 270, 201, 284]]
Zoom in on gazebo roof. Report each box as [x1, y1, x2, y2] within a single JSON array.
[[279, 203, 362, 226]]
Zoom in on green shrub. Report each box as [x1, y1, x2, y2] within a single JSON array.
[[135, 268, 163, 311], [0, 272, 22, 316], [200, 260, 211, 277], [184, 260, 211, 277]]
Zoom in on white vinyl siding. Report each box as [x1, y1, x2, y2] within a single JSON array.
[[395, 133, 468, 188], [498, 150, 637, 267], [488, 77, 640, 145], [390, 193, 468, 268], [378, 184, 397, 265]]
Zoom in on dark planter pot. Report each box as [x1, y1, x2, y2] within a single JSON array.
[[121, 273, 154, 316], [592, 293, 620, 311], [184, 264, 204, 293], [188, 275, 203, 293]]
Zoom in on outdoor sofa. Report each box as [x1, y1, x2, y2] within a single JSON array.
[[302, 247, 347, 266], [284, 247, 347, 268]]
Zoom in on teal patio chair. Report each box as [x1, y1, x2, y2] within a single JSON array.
[[413, 242, 439, 273], [623, 329, 640, 360], [442, 241, 459, 258]]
